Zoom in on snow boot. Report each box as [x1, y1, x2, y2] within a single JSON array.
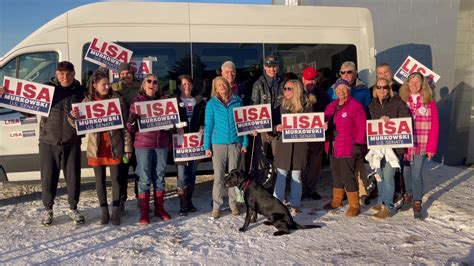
[[413, 200, 423, 220], [41, 210, 54, 226], [100, 207, 110, 225], [323, 188, 345, 210], [138, 192, 150, 225], [345, 191, 360, 217], [154, 191, 171, 221], [111, 206, 121, 226], [372, 205, 391, 220], [400, 193, 413, 211], [187, 186, 197, 212], [68, 209, 85, 225], [177, 187, 188, 216]]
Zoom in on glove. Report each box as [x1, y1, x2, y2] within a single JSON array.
[[352, 144, 362, 158], [128, 113, 139, 124]]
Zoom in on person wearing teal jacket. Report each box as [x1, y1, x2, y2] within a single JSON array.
[[204, 76, 249, 219]]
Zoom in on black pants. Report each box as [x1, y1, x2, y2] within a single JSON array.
[[40, 142, 81, 210], [330, 155, 357, 192], [94, 165, 120, 207], [302, 142, 324, 194]]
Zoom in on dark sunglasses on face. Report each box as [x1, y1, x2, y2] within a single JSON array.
[[283, 87, 293, 92], [146, 79, 158, 85], [340, 70, 354, 75], [376, 85, 390, 90]]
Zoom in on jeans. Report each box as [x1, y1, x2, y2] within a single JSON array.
[[403, 155, 425, 201], [177, 161, 198, 189], [273, 168, 302, 208], [135, 148, 168, 194], [375, 158, 397, 206]]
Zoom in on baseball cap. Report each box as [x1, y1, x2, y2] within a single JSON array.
[[303, 67, 318, 80], [56, 61, 75, 72], [264, 55, 279, 66]]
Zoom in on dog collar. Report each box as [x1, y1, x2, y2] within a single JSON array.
[[242, 179, 252, 191]]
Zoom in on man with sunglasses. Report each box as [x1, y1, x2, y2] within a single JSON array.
[[111, 62, 141, 212], [301, 67, 330, 200], [327, 61, 372, 204], [250, 55, 283, 171]]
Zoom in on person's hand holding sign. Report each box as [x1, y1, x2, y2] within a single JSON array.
[[0, 86, 6, 95], [205, 150, 212, 157], [276, 124, 283, 132], [322, 122, 328, 131], [380, 116, 390, 123]]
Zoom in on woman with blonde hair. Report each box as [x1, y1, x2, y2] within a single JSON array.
[[273, 79, 315, 216], [204, 76, 249, 219], [398, 72, 439, 219]]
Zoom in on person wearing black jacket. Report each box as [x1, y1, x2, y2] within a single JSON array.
[[301, 67, 330, 200], [40, 61, 85, 226], [175, 75, 206, 216]]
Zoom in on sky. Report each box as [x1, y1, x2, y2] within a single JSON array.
[[0, 0, 272, 57]]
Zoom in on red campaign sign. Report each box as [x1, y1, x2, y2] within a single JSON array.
[[135, 98, 180, 132], [112, 59, 152, 81], [366, 117, 414, 149], [72, 98, 124, 135], [0, 76, 55, 117], [172, 132, 209, 162], [393, 56, 441, 84], [84, 37, 133, 71], [281, 112, 325, 143], [233, 104, 272, 136]]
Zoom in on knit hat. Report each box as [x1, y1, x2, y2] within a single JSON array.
[[334, 78, 351, 90], [264, 55, 279, 66], [303, 67, 318, 80], [118, 62, 133, 73]]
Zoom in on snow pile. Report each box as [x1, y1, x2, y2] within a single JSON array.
[[0, 161, 473, 264]]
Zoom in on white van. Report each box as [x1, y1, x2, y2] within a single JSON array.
[[0, 2, 376, 181]]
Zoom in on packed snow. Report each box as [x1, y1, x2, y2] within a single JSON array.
[[0, 161, 473, 264]]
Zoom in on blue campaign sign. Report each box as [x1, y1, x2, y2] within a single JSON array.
[[366, 117, 414, 149], [172, 132, 209, 162], [0, 77, 55, 117], [84, 37, 133, 71], [135, 98, 180, 132], [233, 104, 273, 136], [281, 113, 325, 143], [72, 98, 124, 135]]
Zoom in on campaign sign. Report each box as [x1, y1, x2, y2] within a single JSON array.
[[112, 58, 152, 82], [0, 77, 55, 117], [233, 104, 272, 136], [366, 117, 414, 149], [72, 98, 123, 135], [281, 113, 325, 143], [84, 37, 133, 71], [394, 56, 441, 84], [135, 98, 180, 132], [173, 132, 209, 162]]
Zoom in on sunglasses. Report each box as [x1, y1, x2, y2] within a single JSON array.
[[146, 79, 158, 85], [376, 85, 390, 90], [283, 87, 293, 92], [340, 70, 354, 75]]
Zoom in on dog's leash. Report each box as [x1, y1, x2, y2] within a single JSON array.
[[248, 134, 257, 175]]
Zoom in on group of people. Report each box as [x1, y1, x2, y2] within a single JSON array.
[[0, 54, 438, 227]]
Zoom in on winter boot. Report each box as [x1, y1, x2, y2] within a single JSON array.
[[41, 210, 54, 226], [100, 207, 110, 225], [400, 193, 413, 211], [177, 187, 188, 216], [154, 191, 171, 221], [111, 206, 121, 226], [323, 188, 345, 210], [413, 200, 423, 220], [138, 192, 150, 225], [186, 186, 197, 212], [372, 205, 391, 220], [345, 191, 360, 217]]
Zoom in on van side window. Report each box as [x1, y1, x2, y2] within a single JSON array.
[[17, 53, 58, 84], [0, 58, 18, 83]]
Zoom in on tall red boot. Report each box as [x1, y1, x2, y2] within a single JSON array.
[[154, 191, 171, 221], [138, 192, 150, 225]]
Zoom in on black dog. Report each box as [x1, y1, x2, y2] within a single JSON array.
[[225, 169, 321, 236]]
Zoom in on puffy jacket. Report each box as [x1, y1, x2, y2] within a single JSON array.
[[325, 96, 366, 158], [328, 79, 371, 108], [83, 93, 133, 159], [127, 92, 169, 149], [39, 78, 85, 145], [204, 95, 249, 151]]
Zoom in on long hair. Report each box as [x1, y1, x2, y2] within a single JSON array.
[[140, 73, 161, 98], [281, 79, 314, 113], [211, 76, 232, 100], [372, 77, 394, 99], [399, 72, 433, 105], [88, 72, 111, 99]]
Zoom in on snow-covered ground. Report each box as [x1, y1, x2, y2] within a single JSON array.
[[0, 161, 473, 264]]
